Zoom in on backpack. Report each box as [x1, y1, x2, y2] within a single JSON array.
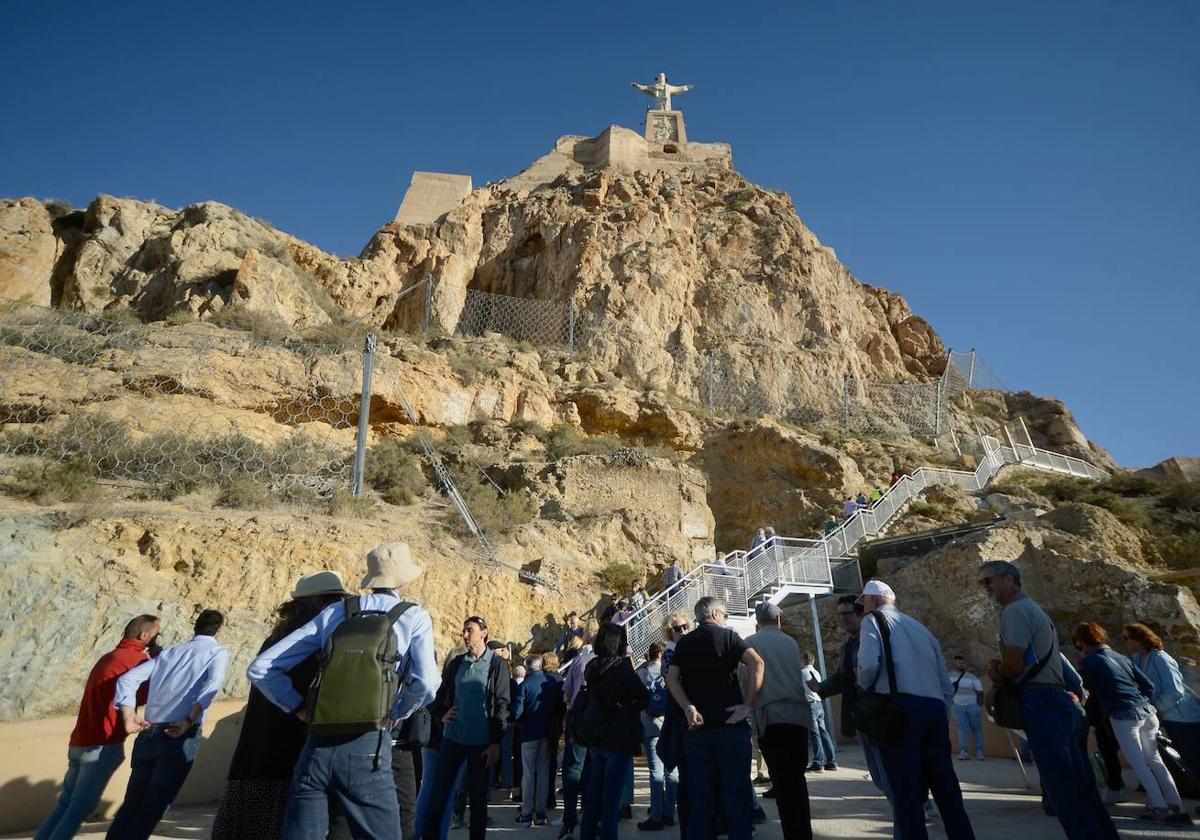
[[306, 596, 414, 736], [646, 672, 669, 718], [569, 685, 610, 747]]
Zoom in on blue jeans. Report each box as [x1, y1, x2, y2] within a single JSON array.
[[683, 725, 753, 840], [1021, 685, 1120, 840], [560, 737, 588, 830], [643, 734, 678, 821], [421, 739, 490, 840], [875, 695, 974, 840], [105, 726, 201, 840], [858, 732, 899, 840], [282, 731, 400, 840], [415, 746, 463, 840], [580, 748, 632, 840], [36, 743, 125, 840], [808, 703, 837, 766], [952, 704, 985, 754]]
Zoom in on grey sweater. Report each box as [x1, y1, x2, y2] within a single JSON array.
[[743, 626, 812, 737]]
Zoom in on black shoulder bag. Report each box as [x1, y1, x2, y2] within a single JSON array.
[[852, 613, 907, 746], [989, 640, 1054, 730]]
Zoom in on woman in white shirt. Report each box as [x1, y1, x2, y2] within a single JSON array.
[[948, 656, 986, 760]]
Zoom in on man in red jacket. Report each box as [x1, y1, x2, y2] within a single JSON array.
[[35, 614, 161, 840]]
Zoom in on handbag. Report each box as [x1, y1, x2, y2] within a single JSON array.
[[852, 612, 907, 746], [989, 638, 1054, 730]]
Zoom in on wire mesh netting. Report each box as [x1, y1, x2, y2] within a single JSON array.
[[453, 287, 575, 348], [846, 377, 940, 438], [0, 301, 363, 498], [944, 350, 1006, 396]]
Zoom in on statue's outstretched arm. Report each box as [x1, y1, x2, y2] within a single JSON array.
[[668, 84, 693, 94]]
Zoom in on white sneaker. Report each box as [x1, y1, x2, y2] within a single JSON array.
[[975, 751, 987, 761], [958, 750, 970, 760], [1103, 789, 1128, 805]]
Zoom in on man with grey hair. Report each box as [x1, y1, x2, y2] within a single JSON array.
[[980, 560, 1119, 840], [744, 602, 813, 840], [513, 653, 560, 826], [666, 597, 764, 840], [856, 580, 975, 839]]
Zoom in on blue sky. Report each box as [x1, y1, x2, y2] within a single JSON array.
[[2, 1, 1197, 467]]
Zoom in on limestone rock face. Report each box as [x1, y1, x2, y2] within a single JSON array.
[[698, 420, 865, 551], [44, 195, 339, 326], [0, 199, 58, 306], [8, 151, 952, 422], [0, 445, 715, 720], [867, 519, 1200, 673], [1140, 457, 1200, 484]]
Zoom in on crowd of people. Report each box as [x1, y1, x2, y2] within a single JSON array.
[[33, 544, 1200, 840]]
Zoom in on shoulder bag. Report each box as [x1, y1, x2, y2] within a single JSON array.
[[852, 613, 907, 746], [989, 638, 1054, 730]]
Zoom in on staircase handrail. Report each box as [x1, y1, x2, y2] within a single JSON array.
[[622, 434, 1107, 662]]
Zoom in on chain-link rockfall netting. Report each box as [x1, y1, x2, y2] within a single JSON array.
[[454, 287, 575, 348], [0, 301, 364, 498], [944, 349, 1007, 396]]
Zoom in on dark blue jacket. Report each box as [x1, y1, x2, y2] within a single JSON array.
[[513, 670, 563, 742], [1079, 646, 1154, 719]]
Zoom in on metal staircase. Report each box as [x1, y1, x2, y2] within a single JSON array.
[[621, 419, 1107, 663]]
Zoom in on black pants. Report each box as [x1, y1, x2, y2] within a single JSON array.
[[423, 739, 491, 840], [1086, 695, 1124, 791], [757, 724, 813, 840], [328, 746, 418, 840]]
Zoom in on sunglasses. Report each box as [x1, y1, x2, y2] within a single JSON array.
[[464, 616, 488, 631], [672, 623, 690, 633]]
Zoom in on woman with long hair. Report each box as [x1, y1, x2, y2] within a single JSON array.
[[579, 622, 648, 840], [209, 571, 349, 840], [1074, 621, 1189, 824], [1123, 622, 1200, 775]]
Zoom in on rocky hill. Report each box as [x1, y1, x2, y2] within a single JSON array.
[[0, 126, 1194, 721]]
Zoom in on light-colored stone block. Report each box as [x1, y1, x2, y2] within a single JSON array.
[[394, 172, 472, 226], [645, 110, 688, 145]]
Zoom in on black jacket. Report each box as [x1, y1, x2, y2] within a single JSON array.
[[430, 651, 512, 746], [584, 656, 649, 756], [226, 636, 318, 780], [817, 634, 860, 739]]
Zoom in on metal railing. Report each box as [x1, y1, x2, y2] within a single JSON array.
[[622, 564, 749, 663], [622, 425, 1108, 662]]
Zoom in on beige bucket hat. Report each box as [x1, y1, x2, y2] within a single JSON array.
[[362, 542, 424, 589], [291, 570, 352, 599]]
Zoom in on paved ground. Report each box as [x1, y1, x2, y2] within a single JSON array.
[[7, 744, 1197, 839]]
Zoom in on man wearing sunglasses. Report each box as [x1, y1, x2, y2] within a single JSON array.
[[980, 560, 1119, 840]]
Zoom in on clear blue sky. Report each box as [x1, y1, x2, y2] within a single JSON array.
[[3, 1, 1197, 467]]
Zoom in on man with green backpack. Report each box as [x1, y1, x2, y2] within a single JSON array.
[[248, 542, 439, 840]]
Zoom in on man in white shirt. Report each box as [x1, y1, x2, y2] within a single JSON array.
[[948, 656, 986, 760], [107, 609, 230, 840]]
